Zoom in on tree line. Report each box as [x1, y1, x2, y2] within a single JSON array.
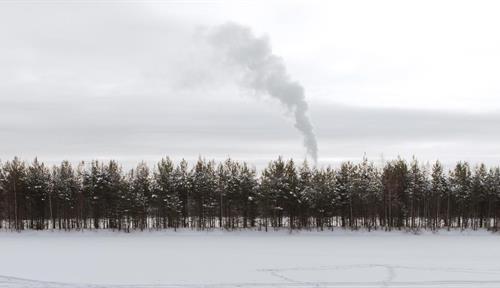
[[1, 156, 499, 232]]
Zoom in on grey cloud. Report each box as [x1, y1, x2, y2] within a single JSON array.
[[312, 104, 500, 142], [2, 95, 499, 161]]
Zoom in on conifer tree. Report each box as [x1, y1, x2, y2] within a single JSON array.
[[335, 162, 355, 228], [0, 157, 27, 230], [431, 161, 448, 229], [154, 157, 181, 229], [450, 162, 472, 229], [25, 158, 51, 229]]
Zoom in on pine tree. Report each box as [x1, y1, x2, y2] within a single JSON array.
[[355, 157, 382, 230], [297, 160, 313, 229], [52, 161, 79, 230], [172, 159, 190, 228], [82, 161, 105, 229], [487, 167, 500, 230], [238, 162, 258, 228], [472, 164, 488, 229], [0, 157, 27, 230], [259, 157, 288, 229], [431, 161, 448, 229], [153, 157, 181, 229], [283, 159, 299, 229], [25, 158, 51, 229], [129, 162, 151, 230], [335, 162, 356, 228], [190, 158, 218, 229], [406, 158, 427, 229], [382, 158, 408, 230], [103, 160, 125, 230], [449, 162, 472, 229], [309, 167, 336, 230], [216, 159, 231, 229]]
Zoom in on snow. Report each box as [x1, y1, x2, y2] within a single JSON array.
[[0, 230, 499, 287]]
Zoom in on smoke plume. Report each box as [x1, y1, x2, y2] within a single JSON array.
[[205, 23, 318, 163]]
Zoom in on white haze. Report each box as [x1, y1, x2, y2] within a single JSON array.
[[1, 1, 500, 169]]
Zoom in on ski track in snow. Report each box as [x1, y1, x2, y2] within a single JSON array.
[[3, 265, 500, 288]]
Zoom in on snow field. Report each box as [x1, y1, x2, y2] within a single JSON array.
[[0, 230, 499, 287]]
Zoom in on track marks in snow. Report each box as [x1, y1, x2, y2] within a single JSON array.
[[258, 264, 500, 288], [3, 265, 500, 288]]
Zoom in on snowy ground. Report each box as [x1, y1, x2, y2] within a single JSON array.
[[0, 230, 499, 287]]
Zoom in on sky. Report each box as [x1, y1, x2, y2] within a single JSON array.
[[1, 0, 500, 169]]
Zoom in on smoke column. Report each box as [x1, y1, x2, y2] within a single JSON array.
[[205, 23, 318, 163]]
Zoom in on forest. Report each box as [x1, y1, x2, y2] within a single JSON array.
[[0, 156, 499, 232]]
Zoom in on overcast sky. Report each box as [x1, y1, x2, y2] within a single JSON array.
[[1, 0, 500, 169]]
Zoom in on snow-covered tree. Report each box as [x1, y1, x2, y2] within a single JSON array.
[[25, 158, 51, 229], [153, 157, 181, 229], [449, 162, 472, 229], [335, 162, 356, 228], [431, 161, 449, 229], [0, 157, 27, 230]]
